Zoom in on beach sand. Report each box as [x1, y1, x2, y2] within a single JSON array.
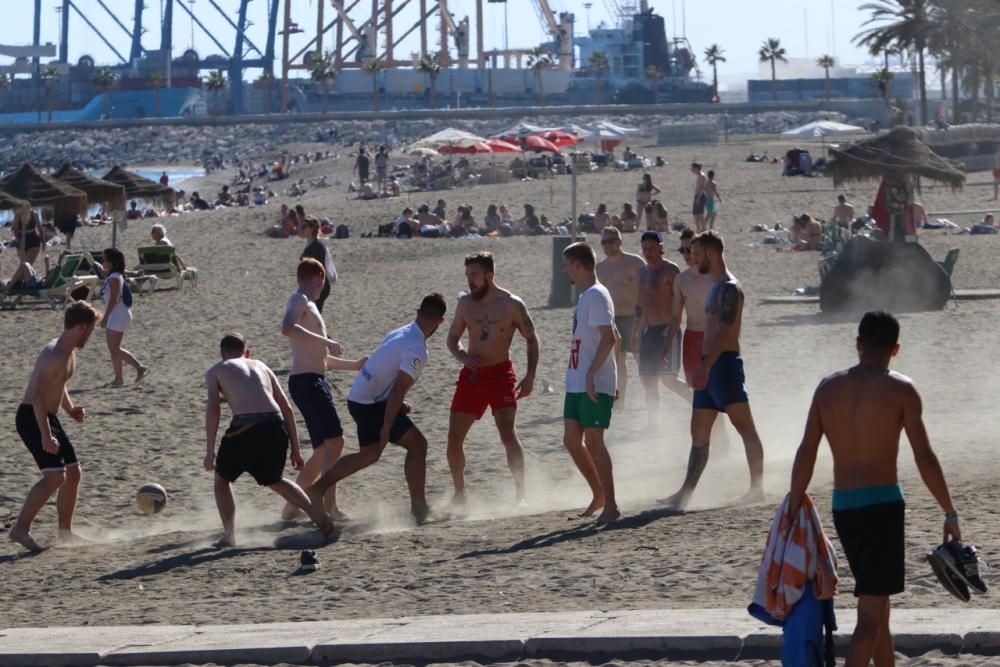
[[1, 135, 998, 647]]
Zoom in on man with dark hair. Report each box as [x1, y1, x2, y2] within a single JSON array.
[[281, 258, 354, 521], [447, 253, 539, 507], [788, 311, 962, 666], [205, 333, 335, 548], [561, 242, 621, 523], [308, 294, 447, 524], [691, 162, 708, 232], [596, 226, 644, 408], [635, 230, 685, 428], [10, 301, 101, 552], [660, 230, 764, 509]]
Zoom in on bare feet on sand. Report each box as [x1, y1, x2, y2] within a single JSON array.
[[135, 366, 150, 384], [596, 507, 622, 524], [735, 486, 766, 505], [57, 530, 94, 546], [412, 504, 433, 526], [319, 518, 339, 543], [213, 535, 235, 549], [578, 496, 605, 518], [9, 528, 44, 552], [657, 489, 692, 510]]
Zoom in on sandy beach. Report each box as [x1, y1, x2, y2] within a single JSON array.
[[1, 133, 998, 657]]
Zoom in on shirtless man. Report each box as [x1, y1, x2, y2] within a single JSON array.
[[447, 252, 539, 506], [10, 302, 99, 552], [204, 333, 335, 548], [660, 231, 764, 509], [789, 311, 962, 667], [704, 170, 722, 230], [634, 231, 685, 428], [833, 194, 855, 229], [281, 258, 358, 521], [308, 294, 448, 524], [993, 146, 1000, 200], [663, 229, 713, 387], [691, 162, 708, 232], [596, 226, 644, 407]]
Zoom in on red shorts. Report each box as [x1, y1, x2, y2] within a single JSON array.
[[682, 330, 704, 381], [994, 169, 1000, 181], [450, 360, 518, 419]]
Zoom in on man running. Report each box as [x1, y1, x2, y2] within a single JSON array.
[[788, 311, 962, 667], [660, 231, 764, 509], [281, 258, 352, 521], [596, 226, 644, 407], [9, 301, 100, 552], [446, 252, 539, 507], [561, 242, 621, 523], [691, 162, 708, 232], [635, 230, 685, 429], [308, 294, 447, 525], [204, 333, 335, 548]]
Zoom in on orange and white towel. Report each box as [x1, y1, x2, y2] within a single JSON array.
[[751, 493, 839, 622]]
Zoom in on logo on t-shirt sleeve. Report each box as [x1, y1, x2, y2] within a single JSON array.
[[410, 357, 423, 371]]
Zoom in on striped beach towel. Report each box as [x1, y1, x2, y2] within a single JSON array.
[[750, 494, 839, 622]]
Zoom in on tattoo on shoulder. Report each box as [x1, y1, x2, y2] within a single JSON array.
[[719, 283, 741, 325]]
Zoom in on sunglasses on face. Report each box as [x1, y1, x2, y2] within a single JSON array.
[[678, 247, 692, 255], [601, 239, 619, 246]]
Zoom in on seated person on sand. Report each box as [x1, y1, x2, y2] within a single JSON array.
[[265, 205, 298, 239], [190, 192, 212, 211], [389, 177, 402, 197], [498, 204, 513, 225], [395, 208, 415, 238], [594, 203, 611, 231], [515, 204, 542, 235], [454, 206, 477, 234], [970, 214, 999, 235], [358, 182, 378, 200], [252, 187, 268, 206], [484, 204, 501, 233], [619, 203, 639, 232], [790, 213, 824, 250], [648, 201, 669, 232], [125, 201, 143, 220], [415, 204, 444, 229], [143, 208, 159, 219], [217, 185, 234, 206]]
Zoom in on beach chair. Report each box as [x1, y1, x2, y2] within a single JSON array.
[[937, 248, 960, 278], [1, 254, 101, 310], [135, 246, 198, 291]]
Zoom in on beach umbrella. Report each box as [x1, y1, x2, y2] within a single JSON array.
[[0, 190, 31, 216], [782, 120, 866, 138], [542, 130, 585, 148], [485, 139, 523, 154], [554, 123, 595, 139], [439, 142, 492, 155], [408, 146, 440, 157], [410, 128, 489, 150], [102, 165, 177, 209], [488, 121, 548, 140], [0, 164, 88, 223], [590, 119, 638, 135], [525, 135, 560, 153], [826, 126, 966, 189], [54, 163, 126, 214]]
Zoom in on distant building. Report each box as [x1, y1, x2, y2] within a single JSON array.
[[747, 57, 916, 103]]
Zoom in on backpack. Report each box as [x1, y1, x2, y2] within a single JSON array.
[[122, 281, 133, 308], [335, 224, 350, 239]]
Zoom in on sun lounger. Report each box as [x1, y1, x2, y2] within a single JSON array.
[[1, 254, 101, 310], [135, 246, 198, 291]]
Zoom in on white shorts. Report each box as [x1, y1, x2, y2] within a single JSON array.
[[106, 306, 132, 333]]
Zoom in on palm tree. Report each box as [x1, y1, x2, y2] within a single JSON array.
[[364, 58, 386, 112], [256, 71, 276, 114], [816, 54, 836, 100], [149, 72, 165, 117], [873, 67, 895, 106], [589, 50, 610, 105], [645, 65, 664, 103], [854, 0, 932, 125], [41, 65, 61, 123], [310, 51, 337, 114], [758, 38, 787, 101], [204, 70, 227, 116], [703, 44, 726, 100], [526, 47, 552, 106], [91, 66, 118, 119], [416, 53, 442, 109], [927, 0, 976, 124]]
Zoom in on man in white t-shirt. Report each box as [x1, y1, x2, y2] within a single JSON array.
[[307, 294, 447, 525], [561, 242, 621, 524]]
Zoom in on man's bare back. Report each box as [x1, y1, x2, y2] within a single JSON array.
[[22, 342, 75, 414], [206, 358, 282, 415], [456, 288, 528, 366], [813, 367, 918, 489], [834, 202, 855, 225], [639, 261, 680, 326], [703, 273, 744, 354], [597, 253, 644, 316]]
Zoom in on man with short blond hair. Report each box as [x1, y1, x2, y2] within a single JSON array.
[[10, 301, 101, 552]]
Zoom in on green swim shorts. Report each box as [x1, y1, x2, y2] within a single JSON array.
[[563, 392, 614, 429]]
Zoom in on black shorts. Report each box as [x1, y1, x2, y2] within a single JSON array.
[[289, 373, 344, 447], [215, 417, 288, 487], [614, 314, 635, 351], [833, 501, 906, 597], [639, 324, 680, 376], [693, 193, 707, 216], [347, 400, 415, 448], [16, 403, 78, 471]]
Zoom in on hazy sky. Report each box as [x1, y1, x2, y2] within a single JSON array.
[[0, 0, 878, 83]]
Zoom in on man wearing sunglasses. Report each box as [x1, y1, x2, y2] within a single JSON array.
[[596, 227, 645, 407]]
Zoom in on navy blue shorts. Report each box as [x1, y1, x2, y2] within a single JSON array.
[[16, 403, 78, 471], [288, 373, 343, 447], [347, 400, 415, 448], [692, 352, 749, 412]]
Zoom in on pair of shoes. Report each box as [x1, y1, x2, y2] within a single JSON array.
[[926, 541, 988, 601], [297, 549, 320, 573]]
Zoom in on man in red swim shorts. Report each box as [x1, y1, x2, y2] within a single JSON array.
[[446, 252, 540, 508]]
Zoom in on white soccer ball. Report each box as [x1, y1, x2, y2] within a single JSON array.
[[136, 483, 168, 515]]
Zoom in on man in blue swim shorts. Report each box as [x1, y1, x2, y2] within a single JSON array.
[[659, 231, 764, 510]]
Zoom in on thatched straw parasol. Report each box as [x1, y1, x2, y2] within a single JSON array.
[[827, 126, 966, 189], [54, 163, 127, 214], [0, 190, 30, 215], [0, 164, 89, 222], [101, 165, 176, 209]]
